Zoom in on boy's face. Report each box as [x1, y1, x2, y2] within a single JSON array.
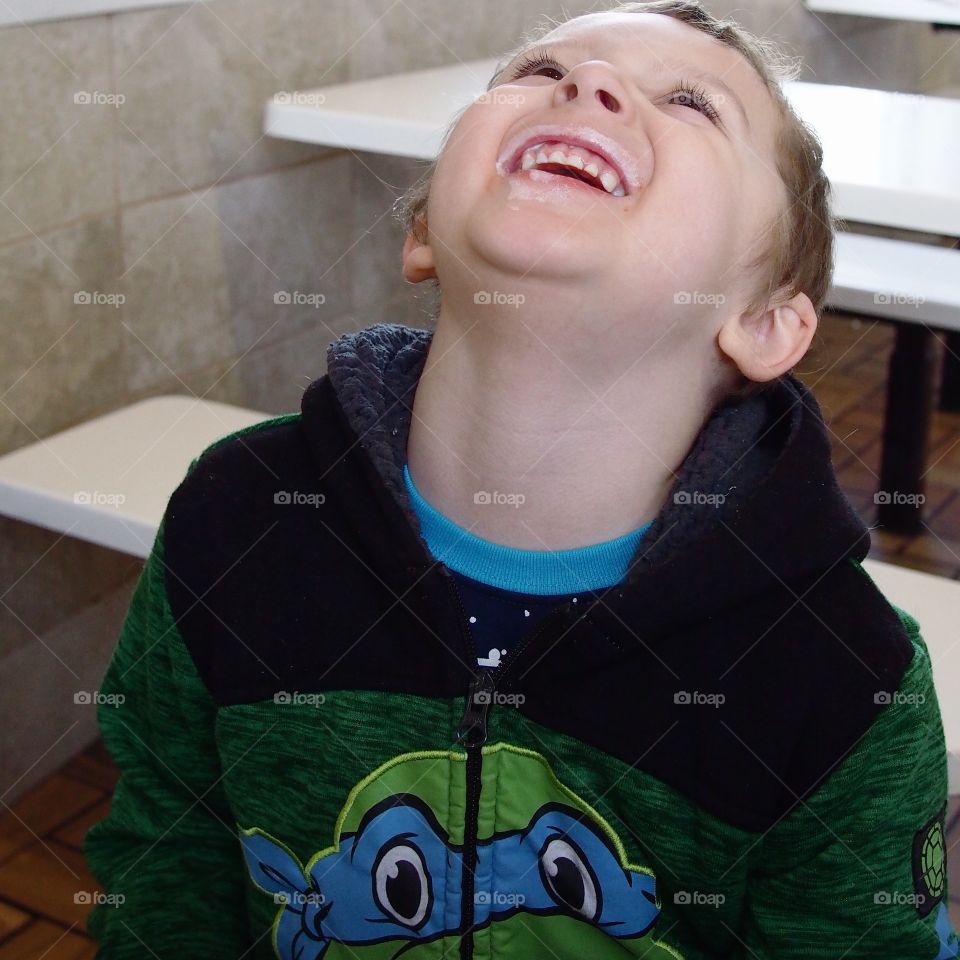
[[405, 11, 790, 367]]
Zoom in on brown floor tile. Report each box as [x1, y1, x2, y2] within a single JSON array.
[[0, 776, 102, 865], [52, 800, 111, 852], [0, 920, 94, 960], [925, 490, 960, 543], [837, 439, 884, 498], [0, 902, 29, 944], [0, 840, 98, 930], [59, 749, 118, 796], [866, 528, 912, 562]]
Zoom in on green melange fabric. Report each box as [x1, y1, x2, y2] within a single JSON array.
[[85, 520, 954, 959]]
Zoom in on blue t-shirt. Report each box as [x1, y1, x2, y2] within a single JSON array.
[[402, 464, 651, 668]]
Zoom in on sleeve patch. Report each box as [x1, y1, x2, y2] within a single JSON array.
[[913, 804, 947, 918]]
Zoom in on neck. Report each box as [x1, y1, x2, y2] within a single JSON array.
[[406, 309, 718, 551]]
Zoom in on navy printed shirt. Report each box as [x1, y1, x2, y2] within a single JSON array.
[[402, 464, 651, 668]]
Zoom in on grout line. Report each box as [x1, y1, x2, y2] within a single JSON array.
[[0, 148, 346, 253]]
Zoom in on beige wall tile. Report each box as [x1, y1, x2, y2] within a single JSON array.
[[346, 0, 531, 81], [347, 151, 425, 314], [0, 15, 115, 245], [112, 0, 349, 206], [0, 515, 138, 661], [212, 153, 354, 355], [0, 215, 124, 455], [233, 319, 351, 415], [120, 189, 235, 394], [0, 574, 138, 805]]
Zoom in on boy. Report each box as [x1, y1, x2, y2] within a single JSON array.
[[86, 2, 958, 957]]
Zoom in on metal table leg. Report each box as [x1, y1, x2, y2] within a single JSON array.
[[939, 330, 960, 411], [876, 323, 938, 535]]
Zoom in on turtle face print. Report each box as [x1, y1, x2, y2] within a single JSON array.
[[241, 795, 458, 956], [238, 744, 683, 960]]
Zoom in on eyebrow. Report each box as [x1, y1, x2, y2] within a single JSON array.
[[501, 37, 752, 134]]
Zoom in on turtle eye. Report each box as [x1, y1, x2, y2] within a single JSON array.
[[539, 835, 601, 922], [373, 838, 431, 929]]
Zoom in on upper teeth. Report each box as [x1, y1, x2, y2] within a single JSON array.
[[517, 140, 626, 197]]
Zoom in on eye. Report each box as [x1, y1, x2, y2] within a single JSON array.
[[539, 834, 601, 922], [508, 46, 565, 81], [666, 80, 722, 126], [372, 837, 432, 929]]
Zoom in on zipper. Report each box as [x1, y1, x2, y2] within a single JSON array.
[[438, 562, 577, 958]]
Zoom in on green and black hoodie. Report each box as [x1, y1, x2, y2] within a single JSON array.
[[86, 322, 958, 959]]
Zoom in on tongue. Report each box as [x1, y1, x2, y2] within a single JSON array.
[[535, 162, 603, 191]]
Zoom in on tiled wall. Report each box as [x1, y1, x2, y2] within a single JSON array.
[[0, 0, 956, 801]]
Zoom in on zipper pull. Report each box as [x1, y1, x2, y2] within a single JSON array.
[[456, 670, 495, 747]]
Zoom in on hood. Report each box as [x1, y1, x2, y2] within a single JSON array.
[[306, 322, 871, 636]]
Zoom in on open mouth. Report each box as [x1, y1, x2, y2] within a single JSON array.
[[503, 137, 631, 198]]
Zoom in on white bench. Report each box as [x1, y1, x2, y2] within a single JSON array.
[[827, 232, 960, 534], [0, 396, 273, 558], [861, 558, 960, 793]]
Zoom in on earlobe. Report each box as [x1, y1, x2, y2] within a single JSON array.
[[402, 227, 438, 285], [718, 291, 817, 383]]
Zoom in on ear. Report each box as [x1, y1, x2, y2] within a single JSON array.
[[402, 220, 438, 284], [717, 289, 817, 383]]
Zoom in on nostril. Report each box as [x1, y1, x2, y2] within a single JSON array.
[[597, 90, 620, 112]]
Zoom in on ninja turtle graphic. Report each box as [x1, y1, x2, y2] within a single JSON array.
[[239, 743, 683, 959]]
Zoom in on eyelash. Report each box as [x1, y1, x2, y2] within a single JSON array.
[[507, 47, 724, 127]]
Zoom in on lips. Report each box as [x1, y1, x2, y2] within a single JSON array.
[[496, 124, 642, 196]]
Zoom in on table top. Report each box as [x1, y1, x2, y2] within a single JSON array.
[[805, 0, 960, 25], [265, 58, 960, 236], [860, 558, 960, 792], [0, 396, 273, 558]]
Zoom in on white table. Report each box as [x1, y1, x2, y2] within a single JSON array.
[[0, 396, 272, 558], [264, 59, 960, 236], [805, 0, 960, 26], [862, 559, 960, 792]]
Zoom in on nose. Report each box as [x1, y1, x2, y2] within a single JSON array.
[[552, 61, 637, 124]]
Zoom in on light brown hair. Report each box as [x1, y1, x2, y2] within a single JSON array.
[[393, 0, 833, 403]]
